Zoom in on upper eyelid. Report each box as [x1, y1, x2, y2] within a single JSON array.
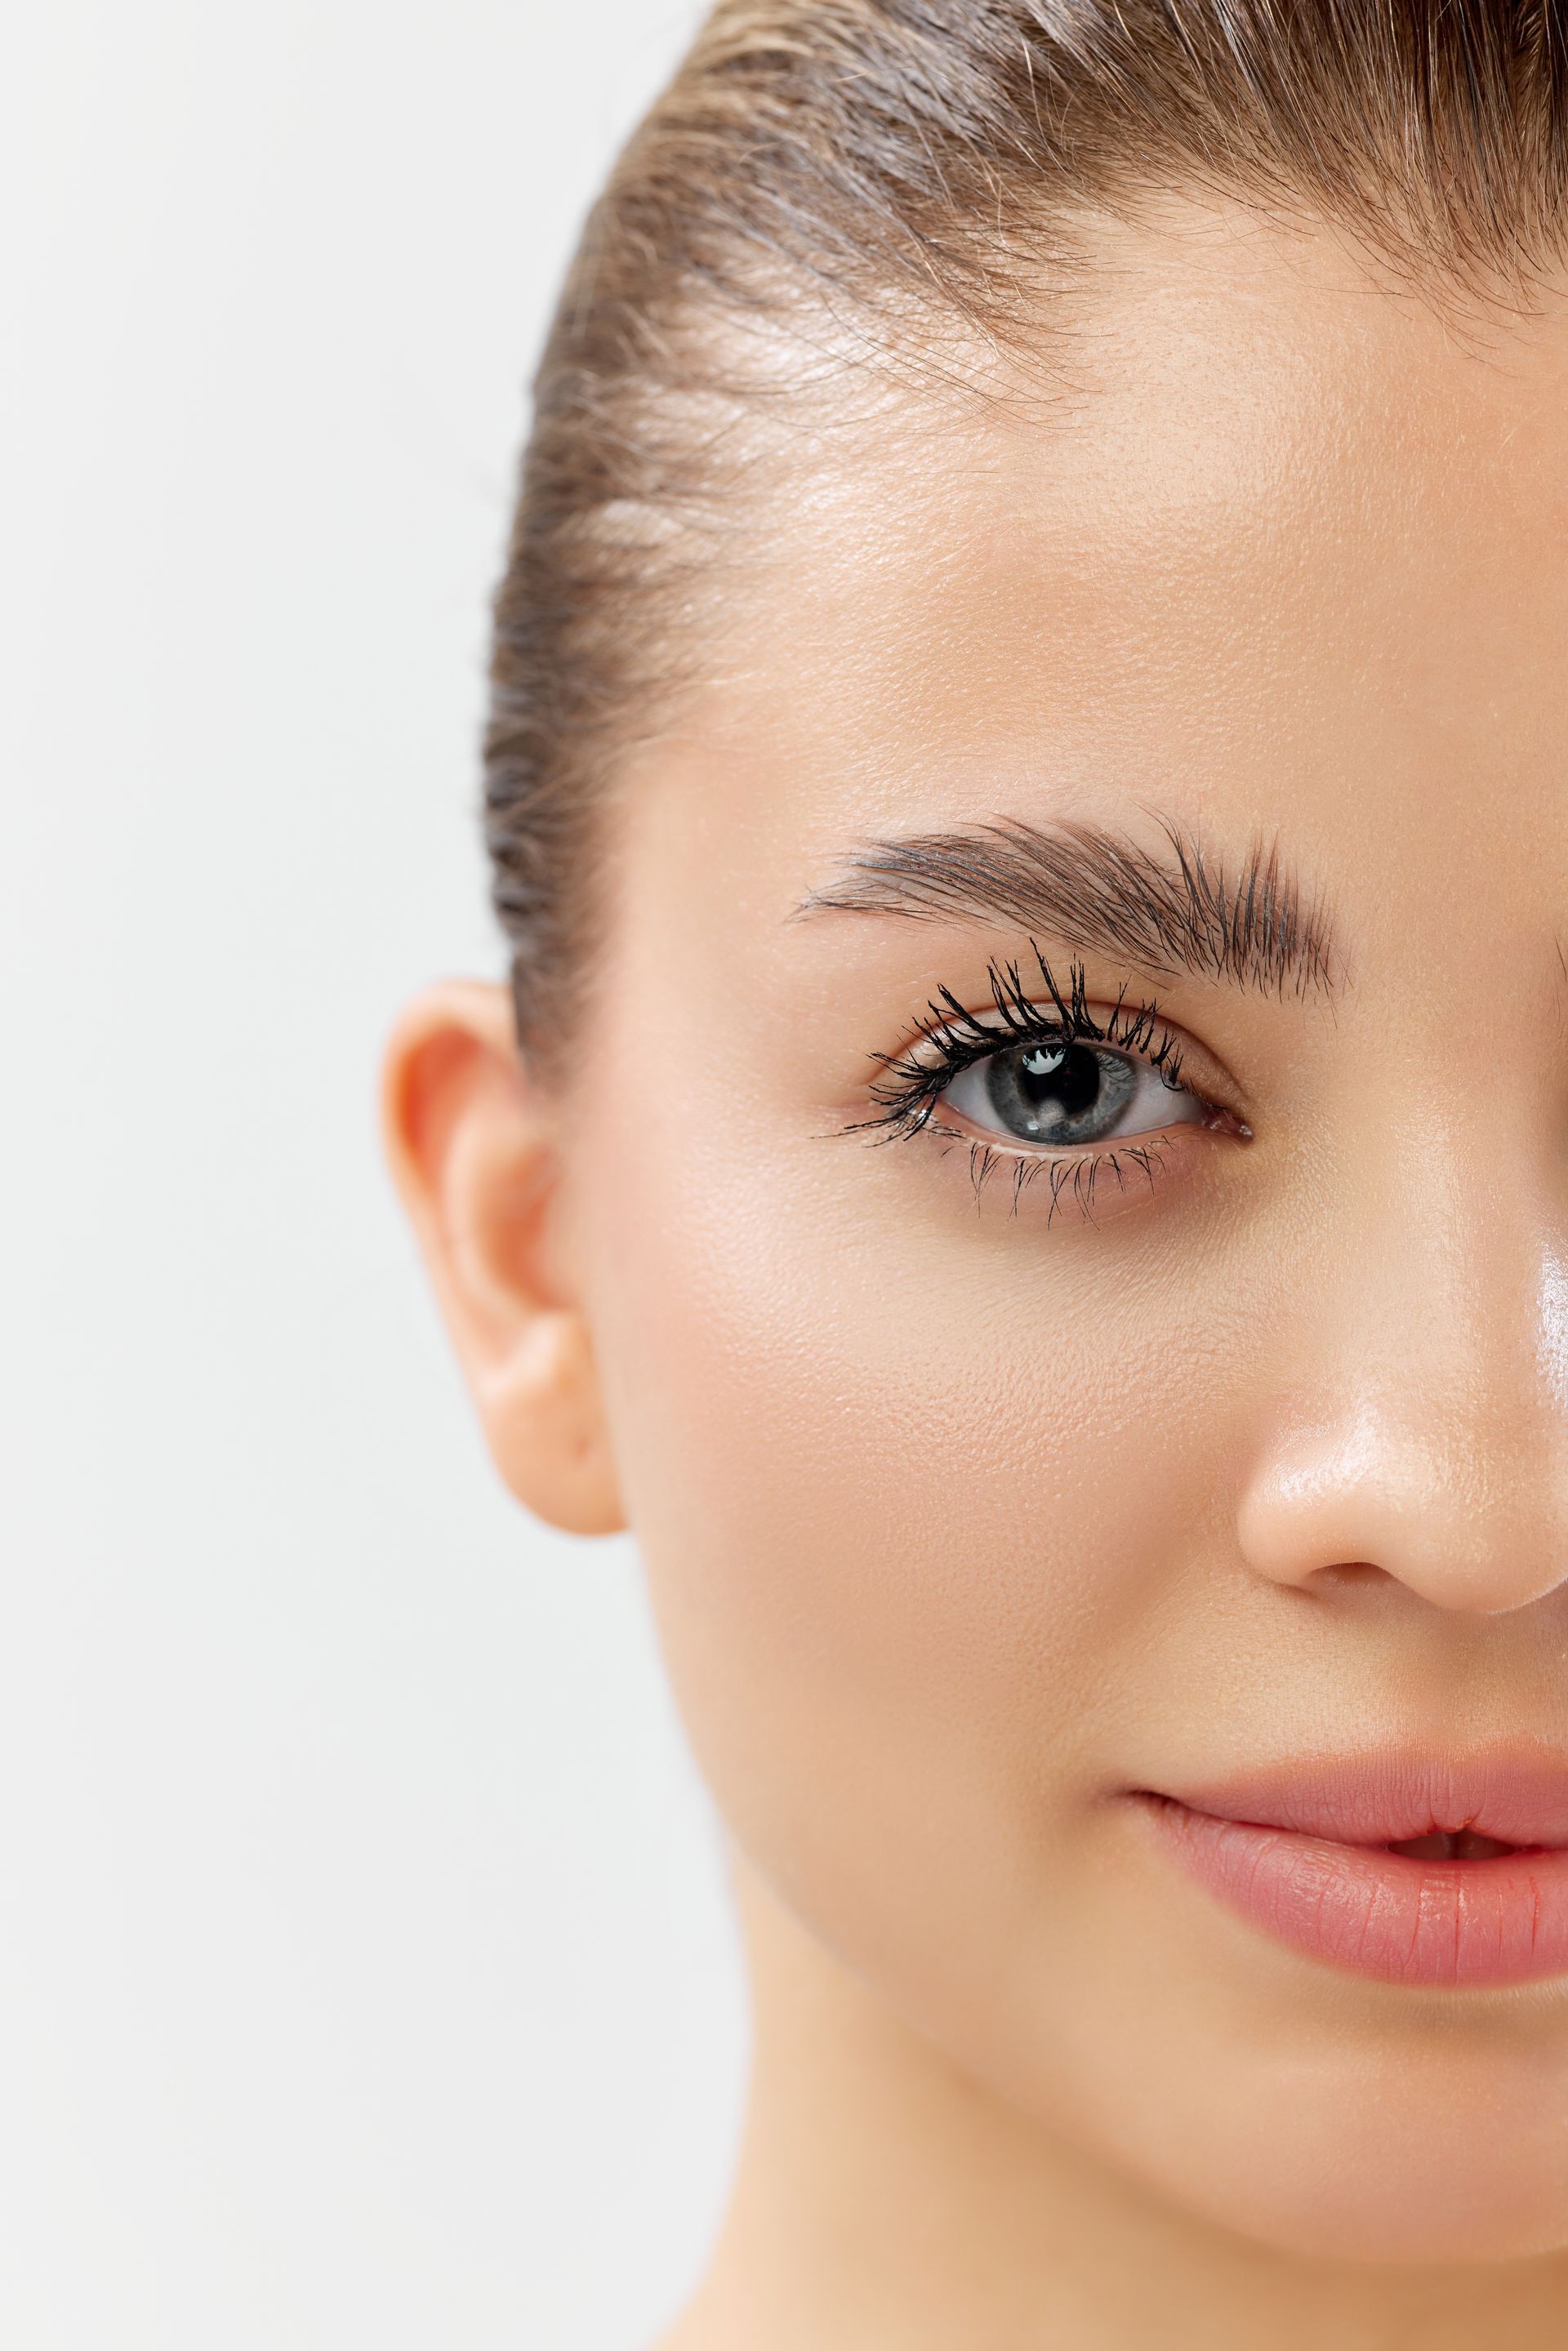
[[884, 975, 1189, 1080], [905, 1004, 1178, 1062]]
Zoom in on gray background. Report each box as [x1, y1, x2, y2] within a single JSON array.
[[0, 4, 744, 2344]]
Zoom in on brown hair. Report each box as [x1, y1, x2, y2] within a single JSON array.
[[484, 0, 1568, 1062]]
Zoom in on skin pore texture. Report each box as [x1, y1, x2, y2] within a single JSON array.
[[385, 200, 1568, 2346]]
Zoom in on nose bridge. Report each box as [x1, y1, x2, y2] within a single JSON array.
[[1236, 1124, 1568, 1613]]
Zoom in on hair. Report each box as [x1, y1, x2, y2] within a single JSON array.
[[484, 0, 1568, 1063]]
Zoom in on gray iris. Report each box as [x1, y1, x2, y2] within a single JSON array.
[[980, 1041, 1136, 1144]]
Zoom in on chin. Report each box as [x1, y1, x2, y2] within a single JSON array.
[[1119, 2041, 1568, 2266]]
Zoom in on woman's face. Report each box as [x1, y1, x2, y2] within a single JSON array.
[[523, 204, 1568, 2260]]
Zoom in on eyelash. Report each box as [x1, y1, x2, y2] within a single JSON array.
[[849, 945, 1205, 1219]]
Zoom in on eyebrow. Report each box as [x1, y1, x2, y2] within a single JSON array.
[[792, 814, 1337, 998]]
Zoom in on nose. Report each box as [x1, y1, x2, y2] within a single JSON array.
[[1235, 1199, 1568, 1618]]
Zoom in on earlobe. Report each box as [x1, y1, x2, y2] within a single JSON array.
[[380, 980, 625, 1538]]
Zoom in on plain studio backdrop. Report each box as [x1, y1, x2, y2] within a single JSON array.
[[0, 5, 744, 2345]]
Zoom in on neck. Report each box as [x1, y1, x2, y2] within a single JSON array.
[[660, 1851, 1568, 2351]]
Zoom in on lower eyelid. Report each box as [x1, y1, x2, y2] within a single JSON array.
[[927, 1102, 1209, 1157], [911, 1093, 1242, 1220], [933, 1129, 1189, 1221]]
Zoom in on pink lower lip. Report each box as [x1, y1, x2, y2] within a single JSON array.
[[1138, 1766, 1568, 1988]]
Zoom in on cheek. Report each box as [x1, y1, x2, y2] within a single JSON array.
[[566, 1044, 1568, 2267], [570, 1049, 1250, 1995]]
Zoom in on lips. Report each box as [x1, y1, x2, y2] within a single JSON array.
[[1136, 1753, 1568, 1988]]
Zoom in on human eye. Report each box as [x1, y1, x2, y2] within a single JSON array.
[[938, 1031, 1203, 1149], [850, 946, 1247, 1216]]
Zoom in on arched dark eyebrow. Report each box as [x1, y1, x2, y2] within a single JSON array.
[[791, 816, 1337, 998]]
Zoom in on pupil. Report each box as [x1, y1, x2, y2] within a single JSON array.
[[1020, 1043, 1099, 1118]]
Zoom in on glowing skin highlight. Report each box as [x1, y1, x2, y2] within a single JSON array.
[[385, 203, 1568, 2347]]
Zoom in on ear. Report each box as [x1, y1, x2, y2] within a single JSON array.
[[380, 980, 625, 1537]]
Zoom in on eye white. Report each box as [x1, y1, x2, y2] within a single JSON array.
[[938, 1038, 1204, 1149]]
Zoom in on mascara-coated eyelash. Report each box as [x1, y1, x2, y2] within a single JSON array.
[[852, 946, 1192, 1148], [847, 946, 1241, 1218]]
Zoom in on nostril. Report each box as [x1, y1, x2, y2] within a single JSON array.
[[1307, 1561, 1393, 1593]]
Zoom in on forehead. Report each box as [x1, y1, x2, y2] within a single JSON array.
[[646, 203, 1568, 944]]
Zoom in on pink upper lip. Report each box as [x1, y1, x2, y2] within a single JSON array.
[[1150, 1750, 1568, 1850]]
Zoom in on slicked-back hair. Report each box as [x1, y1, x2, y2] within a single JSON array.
[[485, 0, 1568, 1062]]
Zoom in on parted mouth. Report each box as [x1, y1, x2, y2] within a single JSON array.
[[1132, 1754, 1568, 1986], [1383, 1828, 1522, 1861], [1152, 1809, 1539, 1863], [1138, 1748, 1568, 1854]]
